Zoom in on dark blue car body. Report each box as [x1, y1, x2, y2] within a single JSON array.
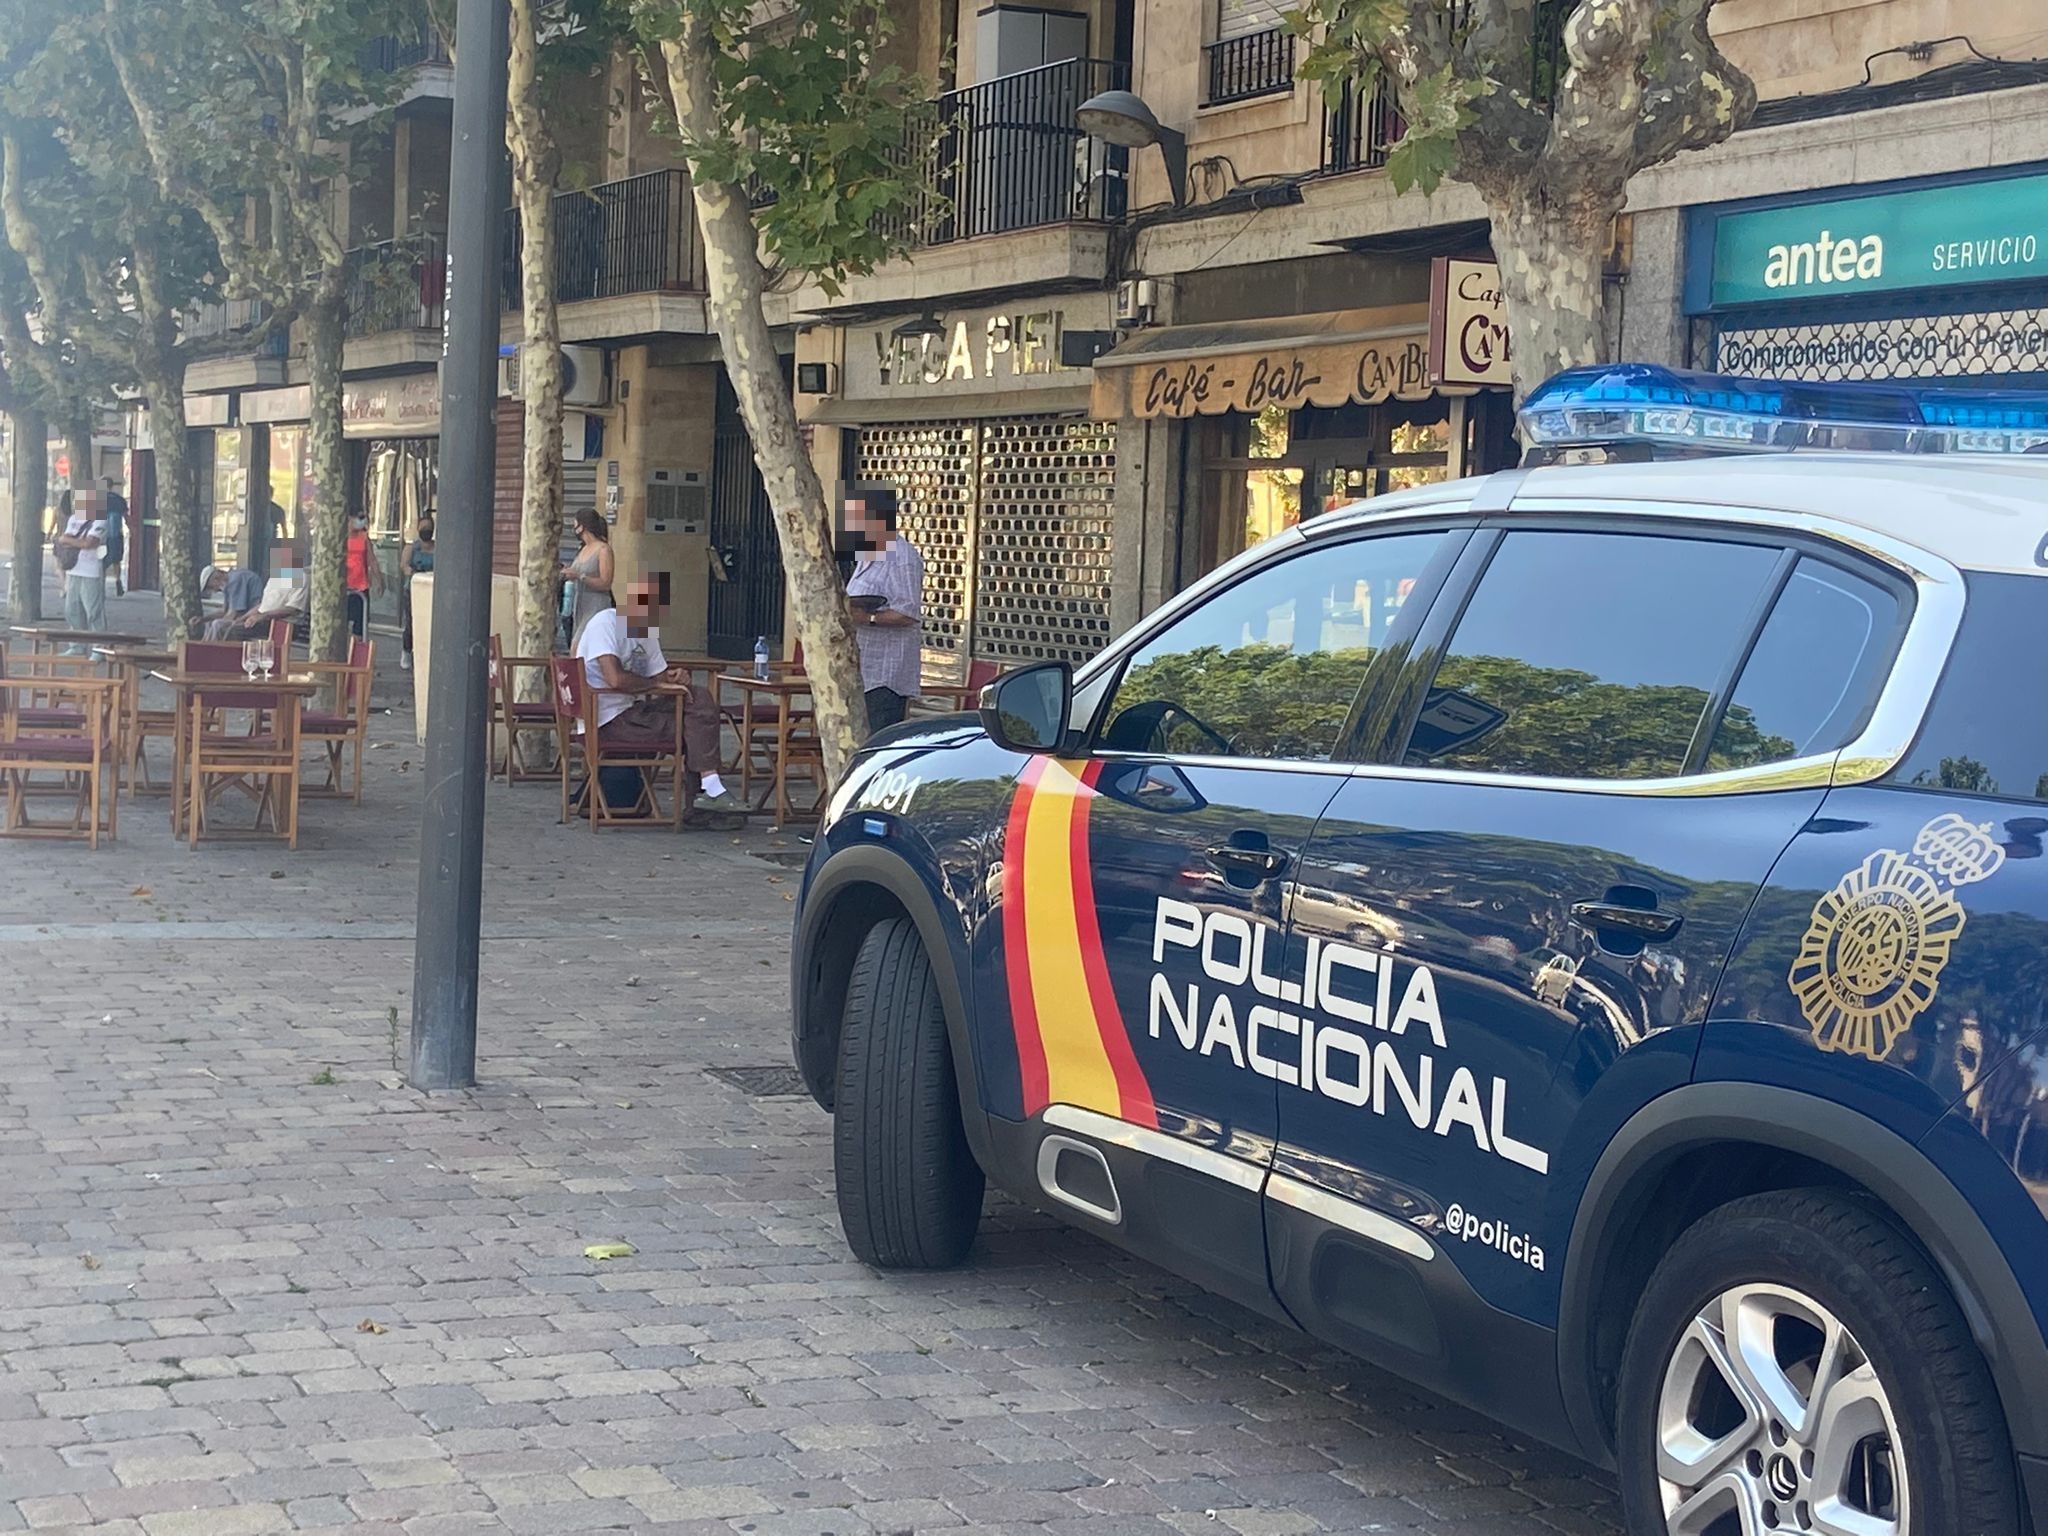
[[792, 457, 2048, 1527]]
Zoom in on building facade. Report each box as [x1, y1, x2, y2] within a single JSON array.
[[138, 2, 2048, 680], [790, 0, 2048, 687], [155, 19, 790, 659]]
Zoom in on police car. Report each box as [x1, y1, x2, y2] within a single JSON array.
[[791, 366, 2048, 1535]]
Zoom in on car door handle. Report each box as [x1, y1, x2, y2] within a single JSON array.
[[1569, 900, 1683, 940], [1205, 844, 1291, 880]]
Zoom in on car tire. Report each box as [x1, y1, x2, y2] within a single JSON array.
[[833, 917, 984, 1270], [1616, 1188, 2019, 1536]]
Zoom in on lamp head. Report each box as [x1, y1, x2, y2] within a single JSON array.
[[1077, 89, 1163, 148]]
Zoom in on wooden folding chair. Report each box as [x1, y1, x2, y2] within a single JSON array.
[[490, 634, 555, 782], [301, 638, 373, 801], [549, 658, 686, 831], [181, 670, 302, 849], [0, 676, 118, 847], [174, 639, 279, 841]]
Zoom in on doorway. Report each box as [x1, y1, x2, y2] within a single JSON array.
[[706, 374, 786, 660], [1185, 397, 1460, 585]]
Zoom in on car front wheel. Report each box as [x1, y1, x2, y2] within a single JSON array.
[[832, 917, 985, 1270], [1617, 1189, 2020, 1536]]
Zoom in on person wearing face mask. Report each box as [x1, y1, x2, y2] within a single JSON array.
[[561, 507, 615, 649], [841, 483, 923, 736]]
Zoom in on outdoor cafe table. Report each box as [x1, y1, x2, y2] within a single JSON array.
[[150, 669, 321, 846], [94, 646, 178, 795], [718, 672, 818, 829], [10, 625, 153, 656]]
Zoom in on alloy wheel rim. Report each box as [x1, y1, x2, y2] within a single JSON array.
[[1655, 1282, 1910, 1536]]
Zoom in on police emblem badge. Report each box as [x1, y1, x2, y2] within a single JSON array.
[[1789, 814, 2007, 1062]]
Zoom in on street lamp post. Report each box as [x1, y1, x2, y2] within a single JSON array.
[[411, 0, 510, 1091]]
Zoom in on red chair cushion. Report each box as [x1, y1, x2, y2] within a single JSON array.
[[301, 712, 354, 733], [19, 709, 84, 729], [508, 702, 553, 720]]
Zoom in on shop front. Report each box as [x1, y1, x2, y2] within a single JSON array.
[[1686, 163, 2048, 385], [242, 371, 441, 626], [800, 295, 1122, 683], [1091, 302, 1515, 585]]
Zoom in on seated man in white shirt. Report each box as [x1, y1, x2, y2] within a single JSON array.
[[572, 570, 735, 809]]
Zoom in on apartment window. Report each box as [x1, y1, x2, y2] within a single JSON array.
[[1207, 1, 1294, 104], [1217, 0, 1286, 39]]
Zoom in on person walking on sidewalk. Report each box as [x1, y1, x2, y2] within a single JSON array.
[[842, 483, 924, 736], [54, 487, 110, 653], [399, 513, 434, 671], [100, 478, 128, 597], [561, 507, 614, 649], [345, 513, 384, 641]]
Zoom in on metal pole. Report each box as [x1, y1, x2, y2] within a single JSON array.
[[411, 0, 509, 1090]]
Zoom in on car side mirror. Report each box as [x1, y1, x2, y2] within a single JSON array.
[[979, 661, 1072, 754]]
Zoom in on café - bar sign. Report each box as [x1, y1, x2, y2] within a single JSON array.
[[1094, 326, 1435, 419], [1708, 169, 2048, 307]]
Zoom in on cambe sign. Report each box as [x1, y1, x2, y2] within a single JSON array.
[[1428, 258, 1512, 388], [1709, 171, 2048, 307]]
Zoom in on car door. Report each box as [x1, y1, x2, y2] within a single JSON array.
[[990, 521, 1469, 1314], [1265, 522, 1909, 1432]]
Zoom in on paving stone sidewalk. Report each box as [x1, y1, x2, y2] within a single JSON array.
[[0, 582, 1622, 1534]]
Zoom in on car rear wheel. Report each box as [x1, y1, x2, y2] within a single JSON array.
[[833, 918, 984, 1269], [1617, 1189, 2019, 1536]]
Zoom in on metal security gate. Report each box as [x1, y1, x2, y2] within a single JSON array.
[[708, 385, 786, 659], [853, 415, 1117, 684]]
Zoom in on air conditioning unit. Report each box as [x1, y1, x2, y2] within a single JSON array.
[[561, 344, 605, 406], [1114, 278, 1160, 330], [497, 343, 609, 407]]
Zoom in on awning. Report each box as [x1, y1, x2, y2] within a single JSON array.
[[1090, 304, 1450, 419], [804, 383, 1098, 426]]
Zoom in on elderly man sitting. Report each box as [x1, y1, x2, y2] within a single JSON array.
[[200, 567, 304, 641], [573, 569, 738, 812]]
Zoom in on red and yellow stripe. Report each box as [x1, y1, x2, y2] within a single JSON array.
[[1001, 758, 1157, 1128]]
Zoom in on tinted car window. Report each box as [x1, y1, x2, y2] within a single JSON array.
[[1406, 529, 1780, 780], [1890, 571, 2048, 801], [1706, 558, 1903, 772], [1101, 529, 1454, 761]]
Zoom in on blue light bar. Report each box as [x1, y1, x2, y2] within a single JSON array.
[[1518, 364, 2048, 458]]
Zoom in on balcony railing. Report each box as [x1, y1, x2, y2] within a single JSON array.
[[183, 297, 287, 356], [1322, 1, 1568, 176], [888, 57, 1132, 247], [345, 234, 447, 338], [1322, 74, 1406, 173], [362, 26, 451, 74], [502, 169, 701, 308], [1205, 28, 1295, 106]]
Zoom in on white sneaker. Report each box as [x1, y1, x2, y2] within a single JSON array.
[[400, 652, 412, 671]]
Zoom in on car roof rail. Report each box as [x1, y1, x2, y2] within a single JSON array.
[[1468, 468, 1529, 514]]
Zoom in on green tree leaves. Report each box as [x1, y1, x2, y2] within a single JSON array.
[[629, 0, 937, 291]]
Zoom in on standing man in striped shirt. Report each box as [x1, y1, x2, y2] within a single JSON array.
[[842, 484, 924, 737]]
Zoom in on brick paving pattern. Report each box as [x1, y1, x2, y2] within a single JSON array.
[[0, 580, 1623, 1533]]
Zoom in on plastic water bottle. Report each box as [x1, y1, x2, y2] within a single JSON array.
[[753, 635, 770, 682]]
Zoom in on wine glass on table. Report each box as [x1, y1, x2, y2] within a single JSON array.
[[257, 639, 274, 682], [241, 641, 260, 682]]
